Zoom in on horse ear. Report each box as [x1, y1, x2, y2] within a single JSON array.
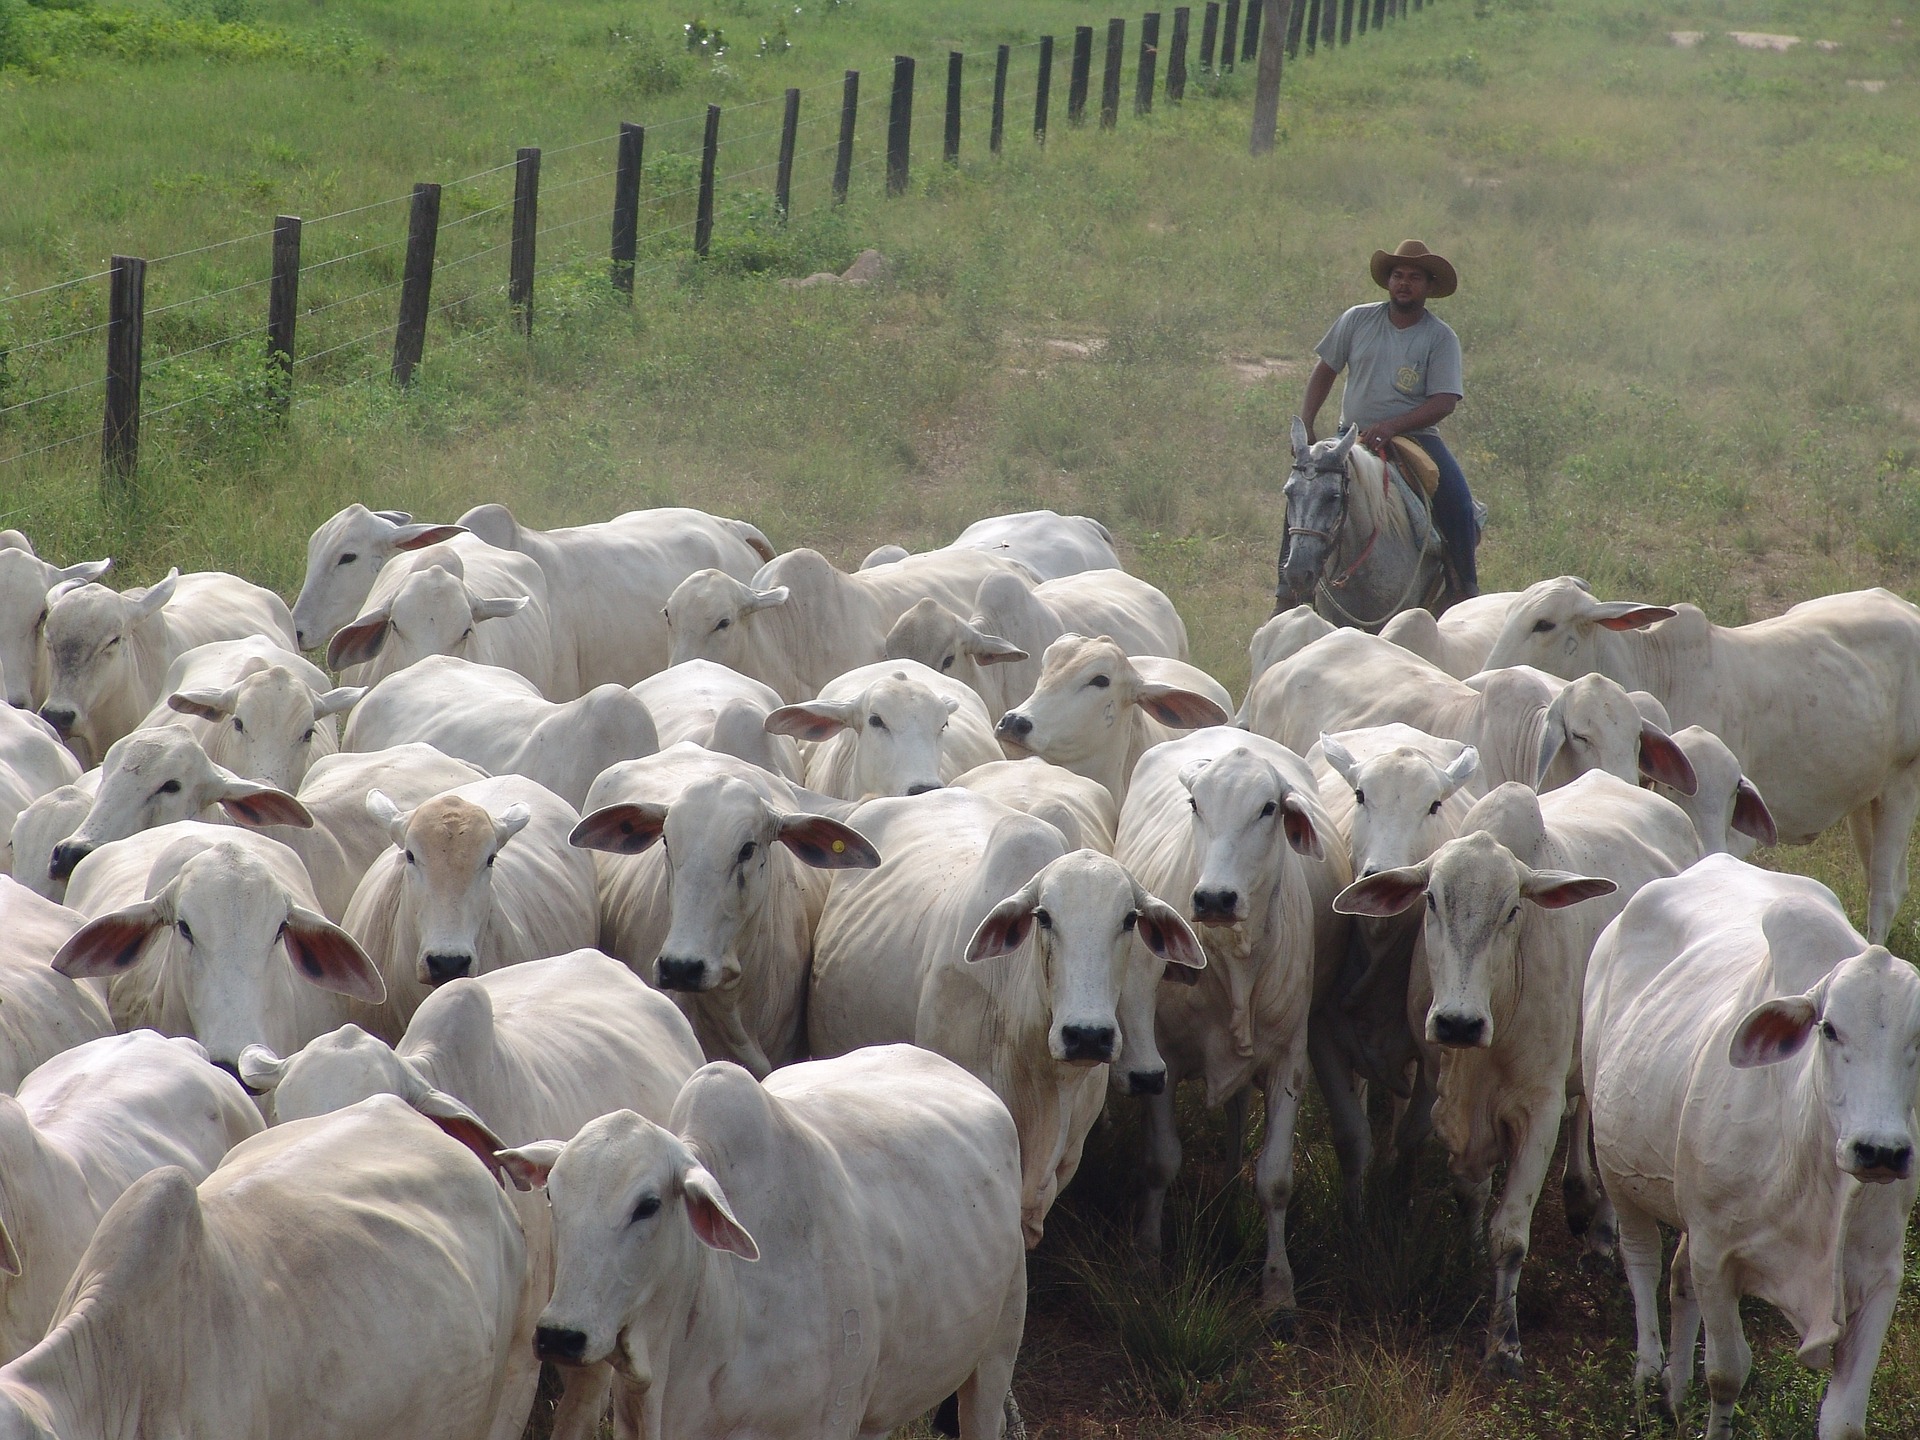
[[1290, 416, 1310, 459], [1330, 426, 1359, 464]]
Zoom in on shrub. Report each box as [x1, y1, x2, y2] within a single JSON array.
[[0, 0, 25, 69]]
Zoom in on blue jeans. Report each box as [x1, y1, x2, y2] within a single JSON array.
[[1406, 432, 1477, 592]]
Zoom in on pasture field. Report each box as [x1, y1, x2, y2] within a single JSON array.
[[6, 0, 1920, 1434]]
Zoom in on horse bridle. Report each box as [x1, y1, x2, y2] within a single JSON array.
[[1285, 449, 1437, 625]]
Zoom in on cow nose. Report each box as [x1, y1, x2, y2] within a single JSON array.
[[1430, 1011, 1488, 1049], [1059, 1023, 1116, 1063], [1127, 1069, 1166, 1096], [534, 1326, 589, 1364], [49, 840, 91, 881], [294, 628, 309, 650], [996, 713, 1033, 739], [905, 782, 939, 797], [655, 956, 708, 992], [38, 706, 75, 736], [1849, 1140, 1914, 1180], [422, 952, 473, 984], [1191, 888, 1239, 924], [212, 1059, 265, 1097]]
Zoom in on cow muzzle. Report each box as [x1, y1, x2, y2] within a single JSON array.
[[38, 705, 77, 738], [1127, 1069, 1167, 1096], [655, 955, 713, 992], [994, 713, 1034, 753], [1842, 1136, 1915, 1183], [1057, 1023, 1117, 1065], [420, 952, 475, 985], [1427, 1009, 1490, 1049], [49, 839, 92, 881], [1190, 888, 1242, 926], [534, 1325, 591, 1365]]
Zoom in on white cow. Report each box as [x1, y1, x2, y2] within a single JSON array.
[[1584, 856, 1920, 1440], [502, 1046, 1028, 1440], [0, 880, 113, 1090], [342, 655, 657, 811], [1336, 772, 1700, 1372], [809, 790, 1202, 1244], [1236, 605, 1335, 721], [327, 541, 567, 696], [1114, 729, 1350, 1311], [572, 743, 879, 1075], [0, 708, 82, 874], [239, 949, 704, 1440], [7, 784, 93, 903], [148, 636, 359, 789], [1473, 665, 1697, 796], [344, 775, 598, 1039], [768, 659, 1001, 800], [994, 635, 1231, 807], [885, 568, 1187, 722], [952, 757, 1118, 853], [294, 744, 491, 889], [0, 536, 110, 712], [1483, 578, 1920, 941], [1661, 724, 1777, 858], [288, 505, 468, 651], [0, 1031, 262, 1363], [0, 1095, 534, 1440], [1379, 591, 1520, 679], [56, 822, 384, 1074], [38, 570, 296, 768], [944, 508, 1119, 580], [630, 659, 802, 781], [664, 546, 1036, 703]]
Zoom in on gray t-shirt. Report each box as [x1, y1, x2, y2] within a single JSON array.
[[1315, 302, 1463, 436]]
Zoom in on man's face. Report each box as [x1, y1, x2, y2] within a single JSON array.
[[1388, 264, 1431, 309]]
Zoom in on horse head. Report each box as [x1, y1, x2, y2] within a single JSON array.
[[1279, 419, 1360, 605]]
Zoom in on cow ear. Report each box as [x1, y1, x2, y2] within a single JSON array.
[[54, 900, 168, 977], [469, 594, 529, 623], [1134, 684, 1228, 731], [569, 802, 668, 855], [965, 628, 1028, 666], [389, 522, 466, 551], [372, 510, 413, 526], [775, 814, 881, 870], [1535, 689, 1570, 787], [412, 1088, 510, 1184], [213, 774, 314, 830], [1732, 778, 1778, 847], [496, 1141, 564, 1192], [966, 883, 1041, 962], [1587, 602, 1676, 632], [747, 586, 790, 614], [764, 701, 857, 742], [237, 1045, 289, 1094], [313, 686, 366, 720], [327, 610, 392, 669], [1334, 865, 1429, 917], [128, 569, 179, 621], [1441, 745, 1480, 795], [1730, 996, 1818, 1069], [1176, 757, 1213, 794], [491, 803, 532, 849], [1637, 722, 1698, 796], [1133, 893, 1205, 973], [167, 685, 239, 723], [683, 1165, 760, 1261], [1318, 733, 1359, 787], [366, 790, 411, 850], [53, 558, 112, 586], [1282, 793, 1324, 860], [1519, 870, 1617, 909], [0, 1217, 18, 1279], [282, 907, 386, 1004]]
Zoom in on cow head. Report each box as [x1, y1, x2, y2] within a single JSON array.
[[1535, 671, 1696, 795], [768, 671, 959, 798], [0, 544, 109, 710], [369, 789, 530, 986], [291, 505, 466, 651], [663, 569, 788, 671], [1661, 725, 1777, 857], [883, 597, 1027, 707], [169, 665, 361, 792], [325, 563, 528, 675], [39, 570, 178, 763], [1483, 576, 1675, 679], [1321, 730, 1477, 879]]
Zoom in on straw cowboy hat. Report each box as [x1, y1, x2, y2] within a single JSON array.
[[1370, 239, 1457, 299]]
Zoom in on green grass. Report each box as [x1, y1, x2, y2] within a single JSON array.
[[10, 0, 1920, 1435]]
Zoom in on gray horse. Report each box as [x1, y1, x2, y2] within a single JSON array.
[[1276, 419, 1445, 631]]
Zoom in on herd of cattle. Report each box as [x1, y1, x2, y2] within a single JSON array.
[[0, 503, 1917, 1439]]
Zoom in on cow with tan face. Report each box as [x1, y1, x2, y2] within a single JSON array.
[[343, 775, 597, 1040]]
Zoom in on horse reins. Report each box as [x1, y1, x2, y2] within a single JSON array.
[[1288, 451, 1441, 628]]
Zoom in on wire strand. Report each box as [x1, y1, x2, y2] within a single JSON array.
[[0, 428, 94, 469], [147, 274, 272, 317], [2, 319, 111, 359], [0, 375, 107, 420], [147, 227, 276, 266], [0, 271, 113, 307]]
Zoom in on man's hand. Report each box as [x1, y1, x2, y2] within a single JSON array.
[[1359, 421, 1398, 451]]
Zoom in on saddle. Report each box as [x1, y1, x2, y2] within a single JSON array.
[[1382, 435, 1441, 500]]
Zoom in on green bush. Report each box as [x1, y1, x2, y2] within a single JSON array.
[[0, 0, 25, 69], [164, 0, 257, 24]]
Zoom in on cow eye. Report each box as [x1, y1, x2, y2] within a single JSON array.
[[1260, 800, 1277, 818], [104, 637, 120, 649], [868, 714, 886, 730], [176, 920, 193, 944], [1122, 910, 1138, 931], [460, 628, 474, 641], [1089, 675, 1111, 689], [1035, 908, 1053, 931], [338, 553, 358, 566], [714, 618, 731, 632], [631, 1195, 661, 1222], [158, 779, 182, 795], [1429, 799, 1443, 815], [1426, 893, 1437, 913], [1187, 796, 1198, 812], [1821, 1019, 1839, 1042], [940, 655, 954, 671], [404, 849, 417, 865], [230, 716, 246, 735], [1506, 905, 1521, 923], [737, 841, 756, 864], [485, 853, 496, 867], [1531, 619, 1555, 634], [301, 728, 316, 744], [1353, 789, 1366, 807]]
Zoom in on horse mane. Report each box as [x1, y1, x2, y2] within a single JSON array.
[[1343, 446, 1419, 551]]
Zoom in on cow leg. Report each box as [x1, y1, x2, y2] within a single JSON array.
[[1136, 1081, 1181, 1260], [547, 1365, 614, 1440], [1307, 1020, 1370, 1215], [1389, 1059, 1436, 1185], [1613, 1196, 1667, 1407], [1665, 1232, 1701, 1415], [1482, 1096, 1561, 1375], [1694, 1250, 1752, 1440], [1820, 1264, 1903, 1440], [1255, 1059, 1308, 1314], [1863, 765, 1920, 943], [1560, 1095, 1613, 1257], [956, 1264, 1028, 1440]]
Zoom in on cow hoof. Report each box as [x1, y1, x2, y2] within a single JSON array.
[[1484, 1345, 1524, 1380], [1262, 1306, 1298, 1341], [1576, 1245, 1615, 1276]]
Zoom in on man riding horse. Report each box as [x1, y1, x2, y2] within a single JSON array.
[[1292, 239, 1478, 615]]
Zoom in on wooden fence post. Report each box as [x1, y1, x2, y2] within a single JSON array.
[[1243, 0, 1262, 58], [695, 105, 720, 255], [1305, 0, 1320, 52], [1034, 36, 1053, 142], [991, 45, 1009, 153], [267, 216, 300, 415], [1220, 0, 1239, 69], [509, 147, 540, 335], [101, 255, 145, 486], [945, 52, 962, 164], [391, 183, 439, 388], [1100, 18, 1124, 129], [1321, 0, 1337, 49], [1341, 0, 1354, 43], [1289, 0, 1308, 53], [886, 55, 914, 196], [833, 70, 858, 204], [1373, 0, 1387, 26], [1201, 1, 1219, 69], [1068, 27, 1093, 122], [775, 89, 800, 217], [1136, 13, 1159, 114], [1250, 0, 1288, 153], [1357, 0, 1368, 35], [611, 123, 643, 295], [1168, 7, 1189, 98]]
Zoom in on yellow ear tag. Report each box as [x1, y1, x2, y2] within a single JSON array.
[[832, 840, 846, 853]]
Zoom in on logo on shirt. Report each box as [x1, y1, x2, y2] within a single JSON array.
[[1394, 364, 1423, 395]]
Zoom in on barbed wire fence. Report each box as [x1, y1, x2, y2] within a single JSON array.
[[0, 0, 1438, 490]]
